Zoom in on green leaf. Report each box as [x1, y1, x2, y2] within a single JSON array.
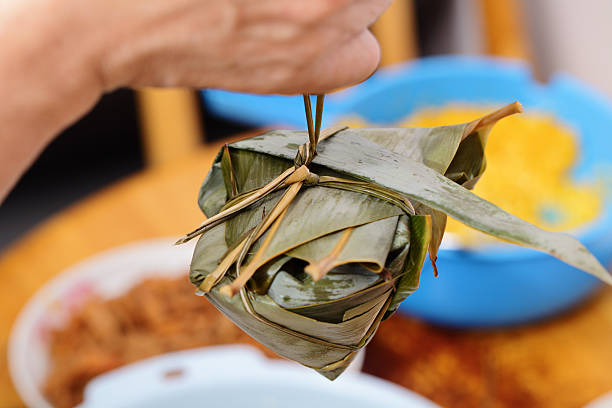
[[356, 125, 464, 174], [221, 145, 238, 198], [232, 129, 611, 284], [287, 216, 398, 273], [230, 148, 290, 194], [267, 264, 382, 309], [246, 186, 403, 268], [248, 255, 292, 295], [202, 274, 389, 380], [197, 162, 226, 217], [225, 191, 283, 246], [190, 222, 229, 286], [204, 280, 358, 379], [446, 131, 486, 188], [412, 202, 446, 269], [340, 110, 501, 265], [390, 215, 410, 252], [386, 214, 432, 316], [190, 225, 379, 379], [268, 265, 390, 323]]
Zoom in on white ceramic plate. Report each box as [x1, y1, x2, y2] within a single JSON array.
[[8, 238, 370, 408], [8, 238, 197, 408]]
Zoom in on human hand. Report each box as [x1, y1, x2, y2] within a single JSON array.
[[0, 0, 390, 201], [91, 0, 391, 94]]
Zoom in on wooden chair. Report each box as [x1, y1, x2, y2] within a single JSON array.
[[371, 0, 418, 66], [136, 88, 204, 167], [479, 0, 531, 60], [371, 0, 530, 64]]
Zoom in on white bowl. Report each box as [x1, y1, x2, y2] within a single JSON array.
[[78, 345, 437, 408]]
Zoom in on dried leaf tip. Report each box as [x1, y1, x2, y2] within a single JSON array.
[[430, 257, 439, 278], [513, 101, 524, 113], [463, 101, 524, 139], [174, 236, 188, 245], [479, 101, 523, 126]]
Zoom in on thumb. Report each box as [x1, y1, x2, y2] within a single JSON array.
[[286, 29, 381, 94]]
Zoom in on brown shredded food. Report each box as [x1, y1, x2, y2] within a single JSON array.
[[44, 276, 274, 408], [362, 313, 586, 408]]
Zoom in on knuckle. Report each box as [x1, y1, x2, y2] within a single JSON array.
[[261, 65, 299, 92], [294, 0, 349, 23], [297, 39, 325, 62]]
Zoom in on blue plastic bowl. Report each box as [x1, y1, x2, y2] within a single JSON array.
[[202, 56, 612, 327]]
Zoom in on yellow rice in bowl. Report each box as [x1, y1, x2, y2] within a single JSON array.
[[340, 107, 603, 245]]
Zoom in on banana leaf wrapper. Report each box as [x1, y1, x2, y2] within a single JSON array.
[[188, 103, 610, 380]]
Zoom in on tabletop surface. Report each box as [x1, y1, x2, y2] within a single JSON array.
[[1, 138, 612, 407]]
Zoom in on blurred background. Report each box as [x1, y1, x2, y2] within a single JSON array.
[[5, 0, 612, 251], [4, 1, 612, 407]]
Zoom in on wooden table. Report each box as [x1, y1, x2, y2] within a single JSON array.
[[0, 140, 229, 407], [2, 139, 612, 407]]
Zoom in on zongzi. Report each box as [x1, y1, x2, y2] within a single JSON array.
[[179, 96, 611, 380]]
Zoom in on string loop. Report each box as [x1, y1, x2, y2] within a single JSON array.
[[296, 94, 325, 167]]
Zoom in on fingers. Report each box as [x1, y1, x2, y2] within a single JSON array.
[[249, 0, 391, 94], [94, 0, 391, 94], [280, 29, 381, 94], [323, 0, 392, 37]]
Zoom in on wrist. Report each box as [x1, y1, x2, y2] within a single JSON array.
[[0, 0, 106, 200], [0, 0, 104, 141]]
